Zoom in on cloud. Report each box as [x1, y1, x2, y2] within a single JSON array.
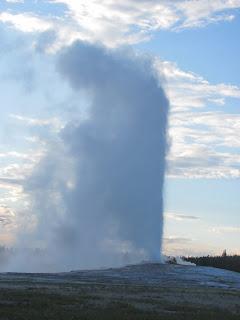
[[0, 151, 30, 160], [0, 12, 52, 33], [210, 226, 240, 234], [167, 110, 240, 178], [155, 59, 240, 179], [155, 59, 240, 111], [5, 0, 24, 3], [51, 0, 240, 42], [10, 114, 63, 131], [166, 212, 200, 221], [0, 162, 35, 180], [176, 0, 239, 30], [162, 234, 227, 257], [0, 177, 24, 186], [0, 150, 46, 186], [0, 206, 15, 227], [1, 0, 240, 47], [163, 236, 193, 245]]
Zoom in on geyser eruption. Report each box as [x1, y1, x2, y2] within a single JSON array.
[[14, 42, 169, 271]]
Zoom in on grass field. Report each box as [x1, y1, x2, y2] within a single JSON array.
[[0, 264, 239, 319]]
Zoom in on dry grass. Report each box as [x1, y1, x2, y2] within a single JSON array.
[[0, 264, 239, 319]]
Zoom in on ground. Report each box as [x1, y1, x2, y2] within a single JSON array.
[[0, 263, 239, 319]]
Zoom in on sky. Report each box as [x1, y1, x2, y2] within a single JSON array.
[[0, 0, 239, 258]]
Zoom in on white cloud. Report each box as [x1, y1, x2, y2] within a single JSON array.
[[210, 226, 240, 234], [6, 0, 24, 3], [176, 0, 240, 30], [0, 205, 15, 227], [10, 114, 64, 131], [0, 163, 33, 180], [0, 12, 86, 51], [53, 0, 240, 40], [163, 236, 193, 244], [163, 239, 221, 256], [51, 0, 179, 45], [0, 12, 52, 33], [155, 59, 240, 111], [165, 212, 200, 221], [0, 151, 30, 160], [154, 58, 240, 179], [1, 0, 240, 47], [167, 110, 240, 178]]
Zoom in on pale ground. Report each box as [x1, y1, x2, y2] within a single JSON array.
[[0, 263, 239, 319]]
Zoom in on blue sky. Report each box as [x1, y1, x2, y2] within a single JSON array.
[[0, 0, 239, 257], [137, 13, 240, 85]]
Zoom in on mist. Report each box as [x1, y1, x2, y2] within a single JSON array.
[[6, 41, 169, 272]]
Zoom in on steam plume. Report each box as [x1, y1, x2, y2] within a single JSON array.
[[12, 42, 169, 271]]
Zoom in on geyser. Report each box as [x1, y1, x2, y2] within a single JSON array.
[[15, 42, 169, 271]]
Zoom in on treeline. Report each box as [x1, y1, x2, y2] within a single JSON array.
[[0, 245, 14, 266], [0, 246, 45, 269], [184, 255, 240, 273]]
